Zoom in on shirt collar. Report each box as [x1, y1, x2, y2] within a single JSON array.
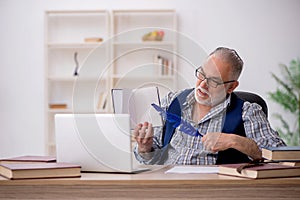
[[186, 89, 232, 122]]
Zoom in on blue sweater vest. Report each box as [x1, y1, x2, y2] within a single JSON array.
[[162, 88, 250, 164]]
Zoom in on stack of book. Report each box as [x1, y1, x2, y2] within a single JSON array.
[[0, 155, 81, 180], [218, 162, 300, 179], [218, 146, 300, 179], [154, 55, 173, 76], [262, 146, 300, 166]]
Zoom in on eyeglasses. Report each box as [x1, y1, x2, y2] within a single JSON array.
[[195, 67, 236, 88]]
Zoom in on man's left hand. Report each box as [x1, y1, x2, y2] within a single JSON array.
[[201, 132, 233, 153]]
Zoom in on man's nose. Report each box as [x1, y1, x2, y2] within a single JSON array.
[[199, 78, 209, 88]]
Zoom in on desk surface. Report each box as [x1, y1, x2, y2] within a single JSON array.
[[1, 165, 300, 199]]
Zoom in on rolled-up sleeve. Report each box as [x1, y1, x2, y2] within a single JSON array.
[[133, 131, 164, 165], [242, 101, 286, 148], [133, 91, 180, 164]]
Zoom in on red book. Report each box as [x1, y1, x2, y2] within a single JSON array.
[[0, 162, 81, 180], [0, 155, 56, 164], [218, 163, 300, 179]]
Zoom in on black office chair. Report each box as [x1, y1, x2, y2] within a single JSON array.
[[234, 91, 268, 118]]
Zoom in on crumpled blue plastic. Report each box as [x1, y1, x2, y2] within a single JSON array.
[[151, 103, 203, 137]]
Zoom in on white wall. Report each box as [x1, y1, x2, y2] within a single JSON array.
[[0, 0, 299, 157]]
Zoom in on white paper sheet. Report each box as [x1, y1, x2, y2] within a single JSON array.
[[165, 166, 219, 174], [111, 87, 162, 129]]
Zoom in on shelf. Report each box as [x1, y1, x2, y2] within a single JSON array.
[[113, 41, 174, 46], [48, 77, 76, 81], [48, 109, 73, 113], [48, 109, 107, 113], [48, 43, 105, 49], [112, 9, 175, 14], [47, 77, 106, 82], [46, 10, 108, 15], [111, 74, 175, 80]]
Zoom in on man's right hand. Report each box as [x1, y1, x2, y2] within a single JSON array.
[[133, 122, 153, 153]]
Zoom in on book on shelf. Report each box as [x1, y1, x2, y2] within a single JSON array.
[[262, 146, 300, 161], [154, 55, 173, 76], [49, 103, 67, 109], [0, 155, 56, 164], [0, 162, 81, 180], [111, 86, 163, 129], [84, 37, 103, 43], [218, 163, 300, 179], [97, 92, 108, 110]]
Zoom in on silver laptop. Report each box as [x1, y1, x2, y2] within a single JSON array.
[[55, 113, 148, 173]]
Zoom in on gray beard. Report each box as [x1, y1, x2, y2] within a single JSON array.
[[194, 88, 226, 107]]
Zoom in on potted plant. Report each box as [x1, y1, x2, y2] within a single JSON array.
[[268, 58, 300, 145]]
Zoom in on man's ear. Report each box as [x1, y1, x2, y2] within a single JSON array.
[[227, 81, 239, 94]]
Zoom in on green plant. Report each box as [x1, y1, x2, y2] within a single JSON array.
[[268, 58, 300, 145]]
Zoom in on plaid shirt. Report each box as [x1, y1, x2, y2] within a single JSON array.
[[134, 89, 286, 165]]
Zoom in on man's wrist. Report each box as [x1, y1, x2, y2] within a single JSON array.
[[138, 146, 154, 154], [138, 147, 155, 160], [228, 134, 262, 160], [228, 134, 240, 149]]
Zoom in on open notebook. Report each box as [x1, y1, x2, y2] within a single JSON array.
[[111, 86, 163, 129]]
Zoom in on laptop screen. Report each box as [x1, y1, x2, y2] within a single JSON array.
[[55, 114, 138, 172]]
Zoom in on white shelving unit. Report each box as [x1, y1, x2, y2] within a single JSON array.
[[111, 10, 177, 96], [45, 10, 110, 155], [45, 9, 177, 156]]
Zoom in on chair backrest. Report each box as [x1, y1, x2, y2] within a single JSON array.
[[234, 91, 268, 118]]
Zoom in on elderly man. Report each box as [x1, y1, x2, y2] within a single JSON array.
[[133, 47, 286, 165]]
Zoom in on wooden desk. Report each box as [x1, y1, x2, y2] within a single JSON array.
[[0, 165, 299, 199]]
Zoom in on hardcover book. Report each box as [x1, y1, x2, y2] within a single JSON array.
[[262, 146, 300, 161], [0, 162, 81, 180], [0, 155, 56, 164], [49, 104, 67, 109], [280, 161, 300, 167], [218, 163, 300, 179]]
